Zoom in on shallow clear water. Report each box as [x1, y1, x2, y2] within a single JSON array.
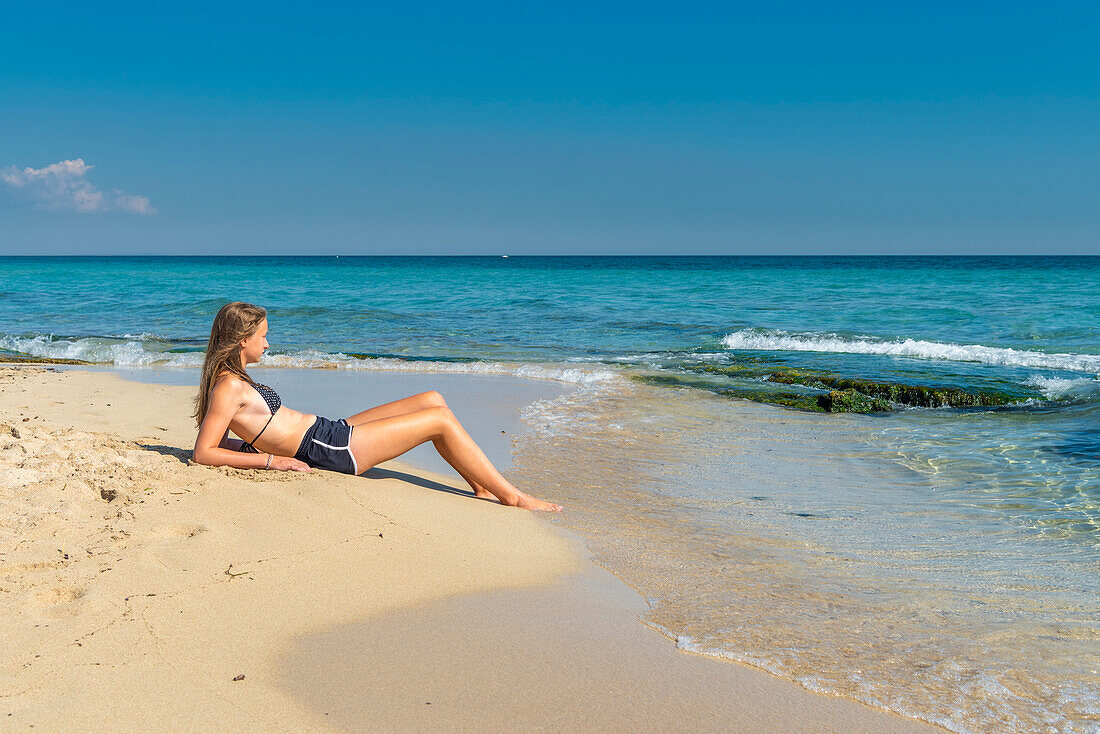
[[3, 256, 1098, 731], [511, 382, 1100, 733]]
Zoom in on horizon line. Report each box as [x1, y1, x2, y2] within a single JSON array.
[[3, 253, 1100, 259]]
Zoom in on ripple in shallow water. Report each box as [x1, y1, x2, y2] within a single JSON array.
[[512, 382, 1100, 734]]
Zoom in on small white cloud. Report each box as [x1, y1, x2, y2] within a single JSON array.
[[1, 158, 156, 215], [113, 193, 155, 215]]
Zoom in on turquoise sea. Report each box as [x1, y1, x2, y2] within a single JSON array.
[[3, 256, 1098, 732]]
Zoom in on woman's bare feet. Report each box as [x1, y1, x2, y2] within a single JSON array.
[[471, 485, 559, 511], [510, 493, 563, 512]]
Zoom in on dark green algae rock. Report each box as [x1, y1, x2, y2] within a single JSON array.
[[635, 363, 1028, 414], [817, 389, 892, 413]]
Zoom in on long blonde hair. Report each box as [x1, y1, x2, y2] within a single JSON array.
[[193, 301, 267, 426]]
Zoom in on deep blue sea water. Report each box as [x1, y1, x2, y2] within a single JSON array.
[[3, 256, 1098, 732]]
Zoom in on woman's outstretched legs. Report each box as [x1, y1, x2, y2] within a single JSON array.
[[347, 404, 562, 512], [343, 390, 447, 425], [344, 391, 494, 499]]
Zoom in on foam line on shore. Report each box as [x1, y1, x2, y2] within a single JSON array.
[[0, 333, 622, 386]]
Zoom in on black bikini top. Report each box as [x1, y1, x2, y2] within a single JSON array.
[[239, 381, 282, 453], [251, 382, 282, 414]]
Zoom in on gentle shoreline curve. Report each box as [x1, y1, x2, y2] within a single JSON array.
[[1, 366, 941, 731], [281, 566, 944, 733]]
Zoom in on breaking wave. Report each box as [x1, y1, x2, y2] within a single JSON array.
[[0, 333, 622, 387], [722, 329, 1100, 374]]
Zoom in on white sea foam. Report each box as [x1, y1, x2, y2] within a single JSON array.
[[0, 334, 204, 366], [0, 334, 623, 387], [722, 329, 1100, 374], [261, 351, 623, 386], [1025, 375, 1100, 399]]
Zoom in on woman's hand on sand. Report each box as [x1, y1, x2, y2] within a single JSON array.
[[270, 456, 313, 472]]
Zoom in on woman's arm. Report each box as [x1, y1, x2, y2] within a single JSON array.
[[193, 380, 274, 469], [218, 428, 247, 452]]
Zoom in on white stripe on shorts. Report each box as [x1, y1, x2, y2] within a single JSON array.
[[311, 424, 358, 475]]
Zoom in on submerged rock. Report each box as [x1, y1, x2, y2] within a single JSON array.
[[635, 362, 1033, 414], [817, 389, 892, 413], [805, 376, 1013, 409], [690, 364, 1020, 410]]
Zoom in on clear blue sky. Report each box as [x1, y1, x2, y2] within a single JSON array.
[[1, 2, 1097, 255]]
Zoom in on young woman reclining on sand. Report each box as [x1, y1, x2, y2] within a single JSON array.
[[192, 301, 562, 512]]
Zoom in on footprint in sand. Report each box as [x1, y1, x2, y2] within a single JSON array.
[[36, 585, 85, 606]]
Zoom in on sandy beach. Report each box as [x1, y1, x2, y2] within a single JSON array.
[[0, 365, 942, 732]]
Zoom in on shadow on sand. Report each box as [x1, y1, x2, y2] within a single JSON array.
[[137, 443, 193, 464], [362, 466, 493, 501], [134, 443, 496, 503]]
